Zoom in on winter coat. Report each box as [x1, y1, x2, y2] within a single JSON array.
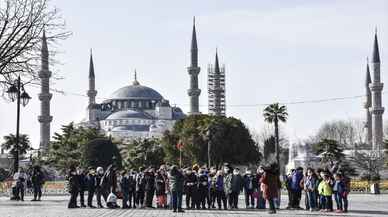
[[318, 180, 332, 196], [260, 171, 281, 200], [31, 170, 45, 186], [243, 174, 258, 193], [304, 175, 316, 192], [78, 173, 88, 191], [128, 175, 136, 192], [144, 172, 155, 192], [215, 175, 224, 191], [67, 172, 80, 193], [96, 174, 104, 190], [333, 180, 346, 194], [198, 173, 209, 190], [224, 173, 233, 194], [86, 173, 96, 191], [136, 173, 146, 192], [184, 173, 198, 193], [155, 173, 167, 195], [120, 176, 130, 194], [169, 169, 184, 192], [291, 170, 303, 191], [231, 174, 244, 193]]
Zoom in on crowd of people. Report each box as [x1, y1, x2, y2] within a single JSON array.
[[11, 166, 45, 201], [66, 162, 350, 214], [285, 167, 350, 213]]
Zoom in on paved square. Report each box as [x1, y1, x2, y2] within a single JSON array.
[[1, 194, 387, 217]]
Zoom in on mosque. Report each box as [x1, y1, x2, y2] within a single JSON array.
[[77, 19, 205, 142], [81, 65, 186, 142]]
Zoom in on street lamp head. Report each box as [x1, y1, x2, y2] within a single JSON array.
[[6, 84, 18, 102], [20, 90, 31, 106]]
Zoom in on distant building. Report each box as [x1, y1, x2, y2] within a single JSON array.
[[80, 64, 185, 142]]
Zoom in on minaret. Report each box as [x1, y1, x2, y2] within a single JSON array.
[[187, 17, 201, 115], [369, 30, 384, 152], [132, 69, 140, 85], [87, 49, 97, 122], [38, 30, 53, 152], [365, 59, 372, 145], [208, 49, 226, 116]]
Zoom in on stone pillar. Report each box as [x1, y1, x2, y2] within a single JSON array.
[[187, 17, 201, 115], [369, 32, 384, 152], [38, 31, 53, 152]]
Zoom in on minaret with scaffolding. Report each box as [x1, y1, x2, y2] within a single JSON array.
[[208, 49, 226, 116]]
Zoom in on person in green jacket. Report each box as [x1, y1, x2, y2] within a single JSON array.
[[318, 174, 333, 212], [169, 165, 185, 213]]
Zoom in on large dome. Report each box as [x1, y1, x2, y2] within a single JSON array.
[[110, 84, 163, 100]]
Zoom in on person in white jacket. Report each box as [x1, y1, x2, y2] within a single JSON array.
[[13, 168, 27, 201]]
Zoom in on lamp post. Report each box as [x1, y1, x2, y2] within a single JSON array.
[[6, 75, 31, 173], [206, 128, 212, 168]]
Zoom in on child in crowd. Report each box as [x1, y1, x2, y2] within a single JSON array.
[[318, 174, 333, 212], [333, 173, 348, 213], [304, 168, 318, 211]]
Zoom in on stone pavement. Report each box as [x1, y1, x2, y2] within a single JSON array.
[[0, 194, 387, 217]]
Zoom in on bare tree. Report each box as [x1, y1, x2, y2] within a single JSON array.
[[313, 119, 365, 149], [0, 0, 70, 92]]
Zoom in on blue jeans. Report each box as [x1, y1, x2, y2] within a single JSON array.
[[334, 192, 343, 210], [172, 190, 183, 211], [122, 192, 129, 208], [307, 191, 317, 209]]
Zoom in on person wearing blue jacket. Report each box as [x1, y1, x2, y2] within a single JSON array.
[[243, 169, 257, 209], [333, 173, 347, 213], [290, 167, 304, 209], [214, 170, 227, 210]]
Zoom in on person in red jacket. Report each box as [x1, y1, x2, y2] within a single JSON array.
[[260, 163, 281, 214]]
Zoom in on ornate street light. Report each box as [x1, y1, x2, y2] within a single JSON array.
[[20, 90, 31, 106], [6, 84, 18, 102], [7, 76, 31, 173]]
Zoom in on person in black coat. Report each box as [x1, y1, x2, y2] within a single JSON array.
[[144, 168, 156, 208], [197, 168, 209, 209], [128, 171, 137, 208], [96, 167, 107, 208], [31, 166, 45, 201], [77, 168, 87, 208], [136, 167, 146, 208], [67, 165, 80, 208], [120, 171, 130, 209], [243, 169, 258, 209], [86, 168, 97, 208], [229, 168, 244, 209], [155, 170, 167, 208], [184, 168, 198, 209]]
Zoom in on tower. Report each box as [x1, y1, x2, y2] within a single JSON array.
[[87, 50, 98, 122], [38, 31, 53, 152], [208, 49, 226, 116], [365, 59, 372, 145], [187, 17, 201, 115], [369, 30, 384, 152]]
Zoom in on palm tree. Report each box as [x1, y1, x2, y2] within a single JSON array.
[[263, 103, 288, 167], [1, 134, 31, 159]]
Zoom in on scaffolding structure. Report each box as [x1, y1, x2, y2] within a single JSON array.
[[207, 64, 226, 116]]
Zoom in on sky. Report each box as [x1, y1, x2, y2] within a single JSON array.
[[0, 0, 387, 149]]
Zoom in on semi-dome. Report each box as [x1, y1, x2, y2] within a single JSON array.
[[110, 84, 163, 100], [106, 110, 154, 120]]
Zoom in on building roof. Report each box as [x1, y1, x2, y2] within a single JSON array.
[[109, 84, 164, 100], [111, 125, 150, 132], [106, 110, 154, 120]]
